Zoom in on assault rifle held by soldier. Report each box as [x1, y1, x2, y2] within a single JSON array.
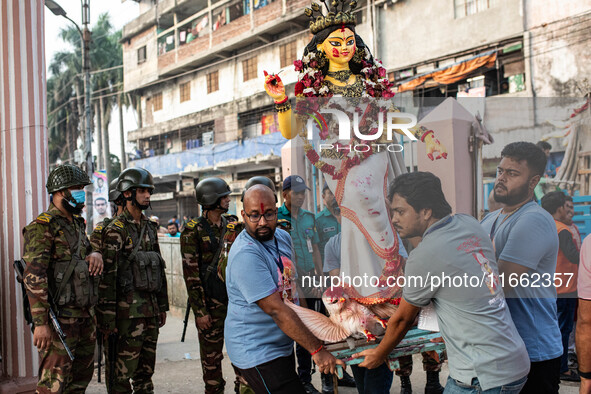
[[181, 297, 191, 342], [14, 258, 75, 361]]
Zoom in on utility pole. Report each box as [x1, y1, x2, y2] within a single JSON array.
[[82, 0, 94, 233], [45, 0, 94, 232], [119, 94, 127, 169], [101, 95, 111, 187]]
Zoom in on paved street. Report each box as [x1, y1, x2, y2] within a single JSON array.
[[86, 312, 581, 393]]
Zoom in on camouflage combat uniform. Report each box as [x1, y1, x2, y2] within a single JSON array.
[[396, 352, 443, 377], [96, 209, 169, 393], [22, 203, 99, 394], [180, 215, 243, 394], [89, 218, 113, 252]]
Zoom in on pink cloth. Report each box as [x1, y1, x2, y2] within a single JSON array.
[[579, 234, 591, 300]]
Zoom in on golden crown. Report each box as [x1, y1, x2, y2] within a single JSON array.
[[305, 0, 358, 34]]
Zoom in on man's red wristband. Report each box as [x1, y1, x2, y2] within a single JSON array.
[[310, 344, 324, 356]]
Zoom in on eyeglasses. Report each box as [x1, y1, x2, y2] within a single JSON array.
[[244, 210, 277, 223]]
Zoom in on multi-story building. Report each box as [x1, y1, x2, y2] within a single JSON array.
[[122, 0, 321, 219], [121, 0, 591, 219]]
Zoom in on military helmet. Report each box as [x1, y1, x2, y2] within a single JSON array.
[[244, 176, 276, 192], [195, 177, 231, 206], [241, 176, 277, 202], [46, 164, 91, 194], [108, 178, 123, 202], [117, 168, 155, 192]]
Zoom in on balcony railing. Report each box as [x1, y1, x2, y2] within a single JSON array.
[[155, 0, 308, 74]]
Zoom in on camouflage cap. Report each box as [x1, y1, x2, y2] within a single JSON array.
[[46, 164, 91, 194]]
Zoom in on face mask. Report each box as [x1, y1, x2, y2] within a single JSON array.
[[61, 189, 85, 215], [70, 190, 86, 205]]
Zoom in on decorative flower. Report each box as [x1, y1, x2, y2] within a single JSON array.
[[295, 81, 304, 96], [306, 149, 320, 162]]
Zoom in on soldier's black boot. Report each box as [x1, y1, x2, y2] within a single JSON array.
[[399, 375, 412, 394], [424, 371, 444, 394]]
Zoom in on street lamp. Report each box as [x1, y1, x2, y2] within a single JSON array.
[[45, 0, 95, 232]]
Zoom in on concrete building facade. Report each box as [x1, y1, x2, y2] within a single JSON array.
[[121, 0, 591, 220]]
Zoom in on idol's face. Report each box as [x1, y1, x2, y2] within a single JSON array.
[[318, 28, 356, 67]]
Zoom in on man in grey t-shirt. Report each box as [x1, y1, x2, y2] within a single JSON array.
[[354, 172, 530, 393]]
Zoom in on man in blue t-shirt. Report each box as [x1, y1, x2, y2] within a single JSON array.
[[225, 185, 344, 393], [481, 142, 562, 394]]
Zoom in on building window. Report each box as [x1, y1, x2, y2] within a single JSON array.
[[153, 92, 163, 111], [280, 41, 298, 69], [207, 71, 219, 94], [137, 46, 147, 64], [243, 56, 257, 82], [454, 0, 497, 18], [180, 82, 191, 102]]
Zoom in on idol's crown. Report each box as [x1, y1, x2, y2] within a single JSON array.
[[305, 0, 358, 34]]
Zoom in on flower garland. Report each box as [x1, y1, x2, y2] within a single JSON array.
[[293, 48, 395, 98], [293, 48, 396, 180]]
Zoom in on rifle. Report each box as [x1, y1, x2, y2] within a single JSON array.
[[97, 333, 103, 383], [14, 259, 75, 361], [107, 332, 118, 393], [181, 297, 191, 342]]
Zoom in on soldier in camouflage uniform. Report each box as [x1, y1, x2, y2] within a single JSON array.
[[396, 352, 444, 394], [89, 177, 125, 252], [181, 177, 248, 394], [96, 167, 169, 394], [22, 164, 103, 393]]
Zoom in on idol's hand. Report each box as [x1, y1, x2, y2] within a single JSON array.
[[263, 70, 286, 102], [424, 132, 447, 160]]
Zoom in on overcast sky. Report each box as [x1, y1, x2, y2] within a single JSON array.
[[44, 0, 141, 162]]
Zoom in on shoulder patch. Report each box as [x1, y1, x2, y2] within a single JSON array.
[[35, 212, 53, 224], [226, 223, 235, 230], [186, 219, 199, 229], [94, 225, 103, 232], [113, 219, 125, 229]]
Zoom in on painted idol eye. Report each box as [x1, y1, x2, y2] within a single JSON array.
[[329, 40, 341, 47]]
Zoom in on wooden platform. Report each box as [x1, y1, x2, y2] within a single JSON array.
[[326, 327, 445, 379]]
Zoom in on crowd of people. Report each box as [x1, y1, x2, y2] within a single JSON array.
[[19, 137, 591, 394]]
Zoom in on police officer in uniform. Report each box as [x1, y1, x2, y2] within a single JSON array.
[[22, 164, 103, 393], [89, 177, 125, 252], [96, 167, 169, 393], [181, 177, 247, 394], [315, 183, 341, 267]]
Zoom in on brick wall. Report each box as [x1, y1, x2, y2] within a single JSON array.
[[158, 50, 176, 71], [178, 35, 209, 59], [253, 0, 282, 28], [211, 14, 251, 47]]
